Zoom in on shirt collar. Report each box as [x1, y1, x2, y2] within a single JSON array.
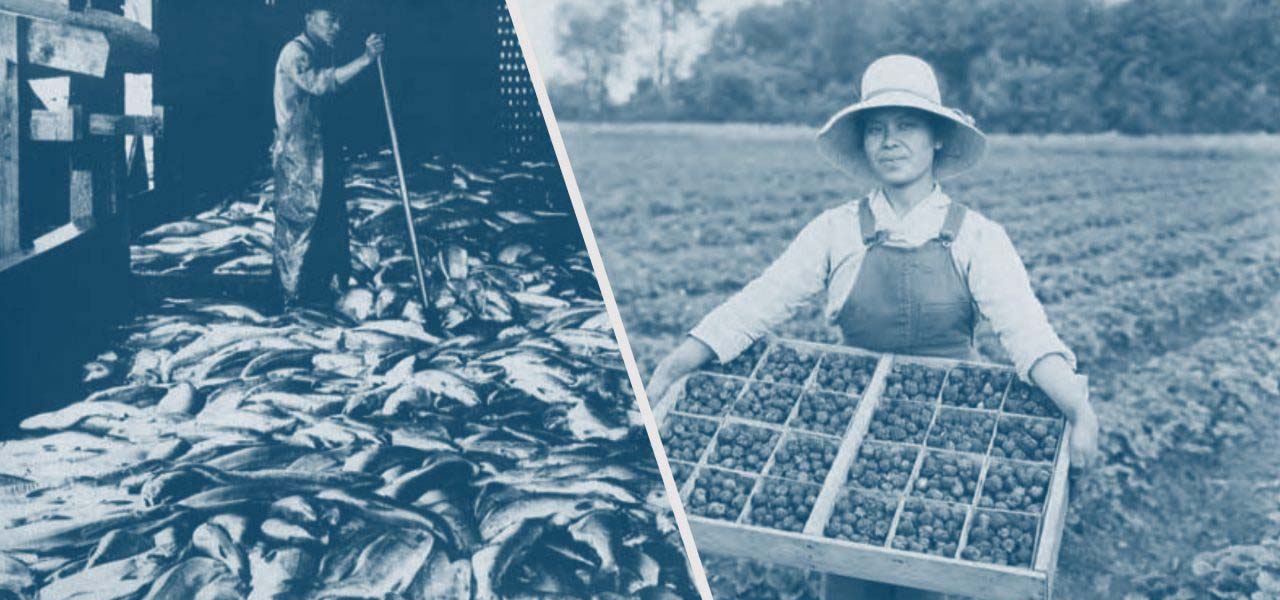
[[869, 184, 949, 225], [865, 184, 954, 244], [299, 31, 330, 53]]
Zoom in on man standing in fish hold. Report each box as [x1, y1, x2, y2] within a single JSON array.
[[272, 1, 385, 309]]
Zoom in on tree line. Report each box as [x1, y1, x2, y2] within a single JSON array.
[[548, 0, 1280, 134]]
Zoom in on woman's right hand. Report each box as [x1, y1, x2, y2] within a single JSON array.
[[645, 363, 682, 411], [645, 338, 716, 410]]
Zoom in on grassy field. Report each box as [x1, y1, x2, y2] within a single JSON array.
[[561, 122, 1280, 599]]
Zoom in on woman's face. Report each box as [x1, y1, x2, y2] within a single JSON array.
[[861, 108, 938, 186]]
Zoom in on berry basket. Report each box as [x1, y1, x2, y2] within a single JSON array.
[[654, 337, 1074, 600]]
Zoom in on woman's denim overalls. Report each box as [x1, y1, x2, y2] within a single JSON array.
[[838, 198, 976, 361], [825, 197, 974, 600]]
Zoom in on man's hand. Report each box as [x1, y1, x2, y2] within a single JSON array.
[[365, 34, 386, 59], [336, 34, 385, 85]]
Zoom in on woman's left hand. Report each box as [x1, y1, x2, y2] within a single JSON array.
[[1069, 399, 1100, 470], [1031, 358, 1102, 471]]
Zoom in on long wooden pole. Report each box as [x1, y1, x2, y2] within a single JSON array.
[[376, 56, 436, 331]]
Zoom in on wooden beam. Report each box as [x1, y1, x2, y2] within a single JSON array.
[[25, 18, 107, 77], [0, 0, 155, 71], [0, 221, 87, 273], [29, 105, 80, 140], [32, 106, 164, 140], [87, 107, 160, 137], [0, 14, 21, 256]]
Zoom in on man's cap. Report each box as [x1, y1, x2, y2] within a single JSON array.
[[303, 0, 348, 15]]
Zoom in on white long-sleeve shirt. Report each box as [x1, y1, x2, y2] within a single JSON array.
[[689, 186, 1075, 382]]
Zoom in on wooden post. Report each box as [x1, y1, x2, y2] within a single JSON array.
[[68, 71, 122, 226], [68, 121, 91, 225], [0, 14, 22, 256], [67, 0, 126, 227], [148, 0, 167, 197]]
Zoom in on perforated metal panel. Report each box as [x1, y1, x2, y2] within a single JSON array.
[[498, 2, 552, 160]]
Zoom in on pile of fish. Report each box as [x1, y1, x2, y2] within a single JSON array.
[[0, 152, 697, 599]]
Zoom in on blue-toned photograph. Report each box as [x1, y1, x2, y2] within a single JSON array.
[[518, 0, 1280, 598], [0, 1, 702, 598]]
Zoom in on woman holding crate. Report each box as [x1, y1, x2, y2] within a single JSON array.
[[647, 55, 1100, 598]]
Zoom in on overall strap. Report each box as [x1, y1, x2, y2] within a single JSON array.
[[858, 197, 883, 246], [936, 202, 968, 245]]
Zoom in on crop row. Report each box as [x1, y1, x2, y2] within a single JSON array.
[[1018, 192, 1277, 269], [1028, 207, 1280, 304], [984, 173, 1249, 243], [974, 162, 1269, 233], [1025, 235, 1280, 371], [963, 155, 1258, 211], [1066, 294, 1280, 597]]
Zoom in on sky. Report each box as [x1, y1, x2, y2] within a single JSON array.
[[512, 0, 781, 102]]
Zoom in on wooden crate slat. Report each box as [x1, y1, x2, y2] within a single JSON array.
[[883, 438, 929, 548], [802, 352, 892, 535], [957, 388, 1006, 555], [1034, 420, 1072, 572], [690, 517, 1048, 600]]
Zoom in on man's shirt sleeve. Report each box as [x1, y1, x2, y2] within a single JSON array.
[[280, 42, 337, 97]]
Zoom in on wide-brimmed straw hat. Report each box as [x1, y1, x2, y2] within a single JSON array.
[[816, 54, 987, 181]]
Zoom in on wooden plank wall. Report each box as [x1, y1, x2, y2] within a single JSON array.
[[0, 14, 21, 255]]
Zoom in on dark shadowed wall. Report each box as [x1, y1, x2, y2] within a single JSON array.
[[156, 0, 503, 202]]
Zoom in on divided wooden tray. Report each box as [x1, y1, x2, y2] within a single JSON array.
[[656, 337, 1072, 600]]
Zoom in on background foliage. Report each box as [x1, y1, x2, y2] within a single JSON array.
[[547, 0, 1280, 133]]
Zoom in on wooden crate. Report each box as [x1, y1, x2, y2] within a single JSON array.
[[656, 337, 1072, 600]]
